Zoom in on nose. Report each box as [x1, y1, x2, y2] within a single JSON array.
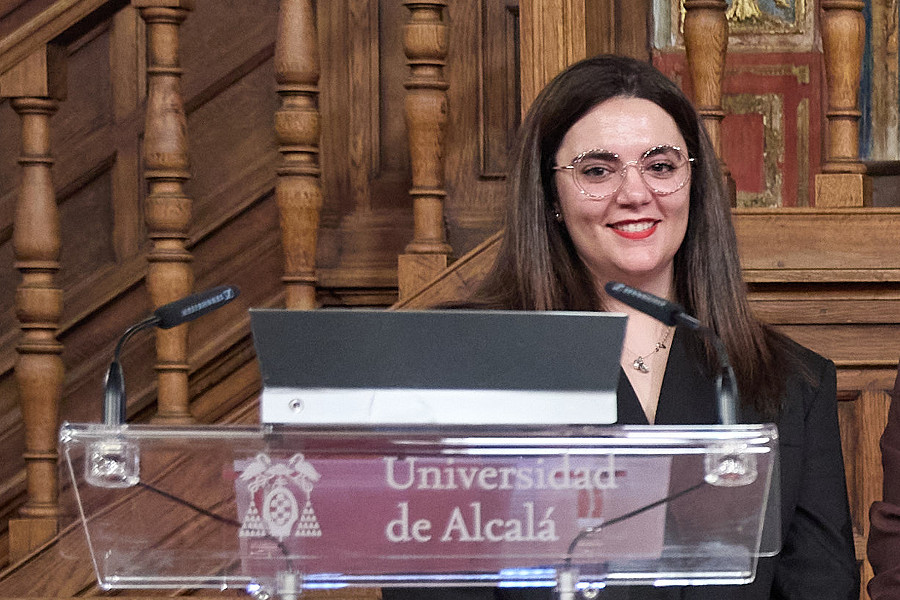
[[614, 161, 652, 205]]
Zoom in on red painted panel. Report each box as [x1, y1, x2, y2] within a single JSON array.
[[653, 51, 824, 207]]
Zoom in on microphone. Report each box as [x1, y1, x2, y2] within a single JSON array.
[[604, 281, 738, 426], [152, 285, 240, 329], [604, 281, 700, 330], [102, 285, 240, 425]]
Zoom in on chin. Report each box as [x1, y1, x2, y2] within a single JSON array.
[[611, 264, 672, 285], [615, 262, 665, 277]]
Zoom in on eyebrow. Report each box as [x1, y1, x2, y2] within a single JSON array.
[[643, 145, 677, 158], [576, 149, 618, 161], [573, 144, 680, 163]]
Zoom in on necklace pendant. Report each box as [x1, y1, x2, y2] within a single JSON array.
[[632, 356, 650, 373]]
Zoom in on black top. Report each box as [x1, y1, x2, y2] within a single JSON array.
[[385, 329, 859, 600]]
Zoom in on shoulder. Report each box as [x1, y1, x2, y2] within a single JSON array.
[[768, 336, 838, 448], [782, 335, 833, 380], [741, 332, 836, 426], [772, 332, 836, 408]]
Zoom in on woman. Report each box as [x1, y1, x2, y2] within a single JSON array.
[[390, 55, 858, 599]]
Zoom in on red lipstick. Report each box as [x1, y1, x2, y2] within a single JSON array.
[[609, 220, 659, 240]]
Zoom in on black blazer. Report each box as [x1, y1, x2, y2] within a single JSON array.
[[606, 328, 859, 600], [385, 329, 859, 600]]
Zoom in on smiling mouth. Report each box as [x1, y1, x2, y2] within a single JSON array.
[[609, 219, 659, 239], [611, 220, 657, 233]]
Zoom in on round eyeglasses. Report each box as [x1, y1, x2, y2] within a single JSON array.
[[552, 144, 694, 200]]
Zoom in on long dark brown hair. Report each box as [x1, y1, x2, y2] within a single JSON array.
[[469, 54, 799, 416]]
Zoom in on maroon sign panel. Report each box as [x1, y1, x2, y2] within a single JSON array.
[[233, 452, 672, 577]]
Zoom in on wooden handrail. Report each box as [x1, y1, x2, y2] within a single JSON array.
[[0, 0, 124, 77]]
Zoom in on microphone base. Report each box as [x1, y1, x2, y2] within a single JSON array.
[[704, 443, 757, 487], [85, 438, 140, 489]]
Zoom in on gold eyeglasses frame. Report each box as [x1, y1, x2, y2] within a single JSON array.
[[552, 144, 695, 200]]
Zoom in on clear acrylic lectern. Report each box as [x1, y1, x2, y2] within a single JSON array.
[[60, 422, 779, 598]]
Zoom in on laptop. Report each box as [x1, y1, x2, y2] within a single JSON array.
[[250, 308, 626, 426]]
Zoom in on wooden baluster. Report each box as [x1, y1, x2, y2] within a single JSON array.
[[397, 1, 453, 301], [855, 387, 891, 595], [816, 0, 870, 207], [0, 45, 66, 561], [135, 0, 195, 423], [682, 0, 736, 204], [275, 0, 322, 310]]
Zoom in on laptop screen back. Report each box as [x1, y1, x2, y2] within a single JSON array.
[[250, 308, 626, 425]]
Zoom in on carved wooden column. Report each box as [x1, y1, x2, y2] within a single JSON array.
[[396, 1, 454, 300], [682, 0, 735, 204], [134, 0, 195, 423], [0, 45, 66, 562], [275, 0, 322, 310], [816, 0, 870, 206]]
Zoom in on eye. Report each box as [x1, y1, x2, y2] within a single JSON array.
[[641, 147, 685, 178], [578, 160, 618, 181], [644, 160, 677, 176]]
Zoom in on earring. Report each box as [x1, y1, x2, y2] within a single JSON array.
[[553, 206, 563, 222]]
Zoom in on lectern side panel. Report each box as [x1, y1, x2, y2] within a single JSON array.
[[59, 423, 778, 593]]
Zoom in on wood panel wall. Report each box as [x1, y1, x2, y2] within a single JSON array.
[[0, 1, 895, 599], [0, 0, 640, 581]]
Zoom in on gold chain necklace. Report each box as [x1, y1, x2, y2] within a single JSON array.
[[629, 326, 673, 373]]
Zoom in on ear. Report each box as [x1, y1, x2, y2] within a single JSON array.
[[553, 203, 564, 223]]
